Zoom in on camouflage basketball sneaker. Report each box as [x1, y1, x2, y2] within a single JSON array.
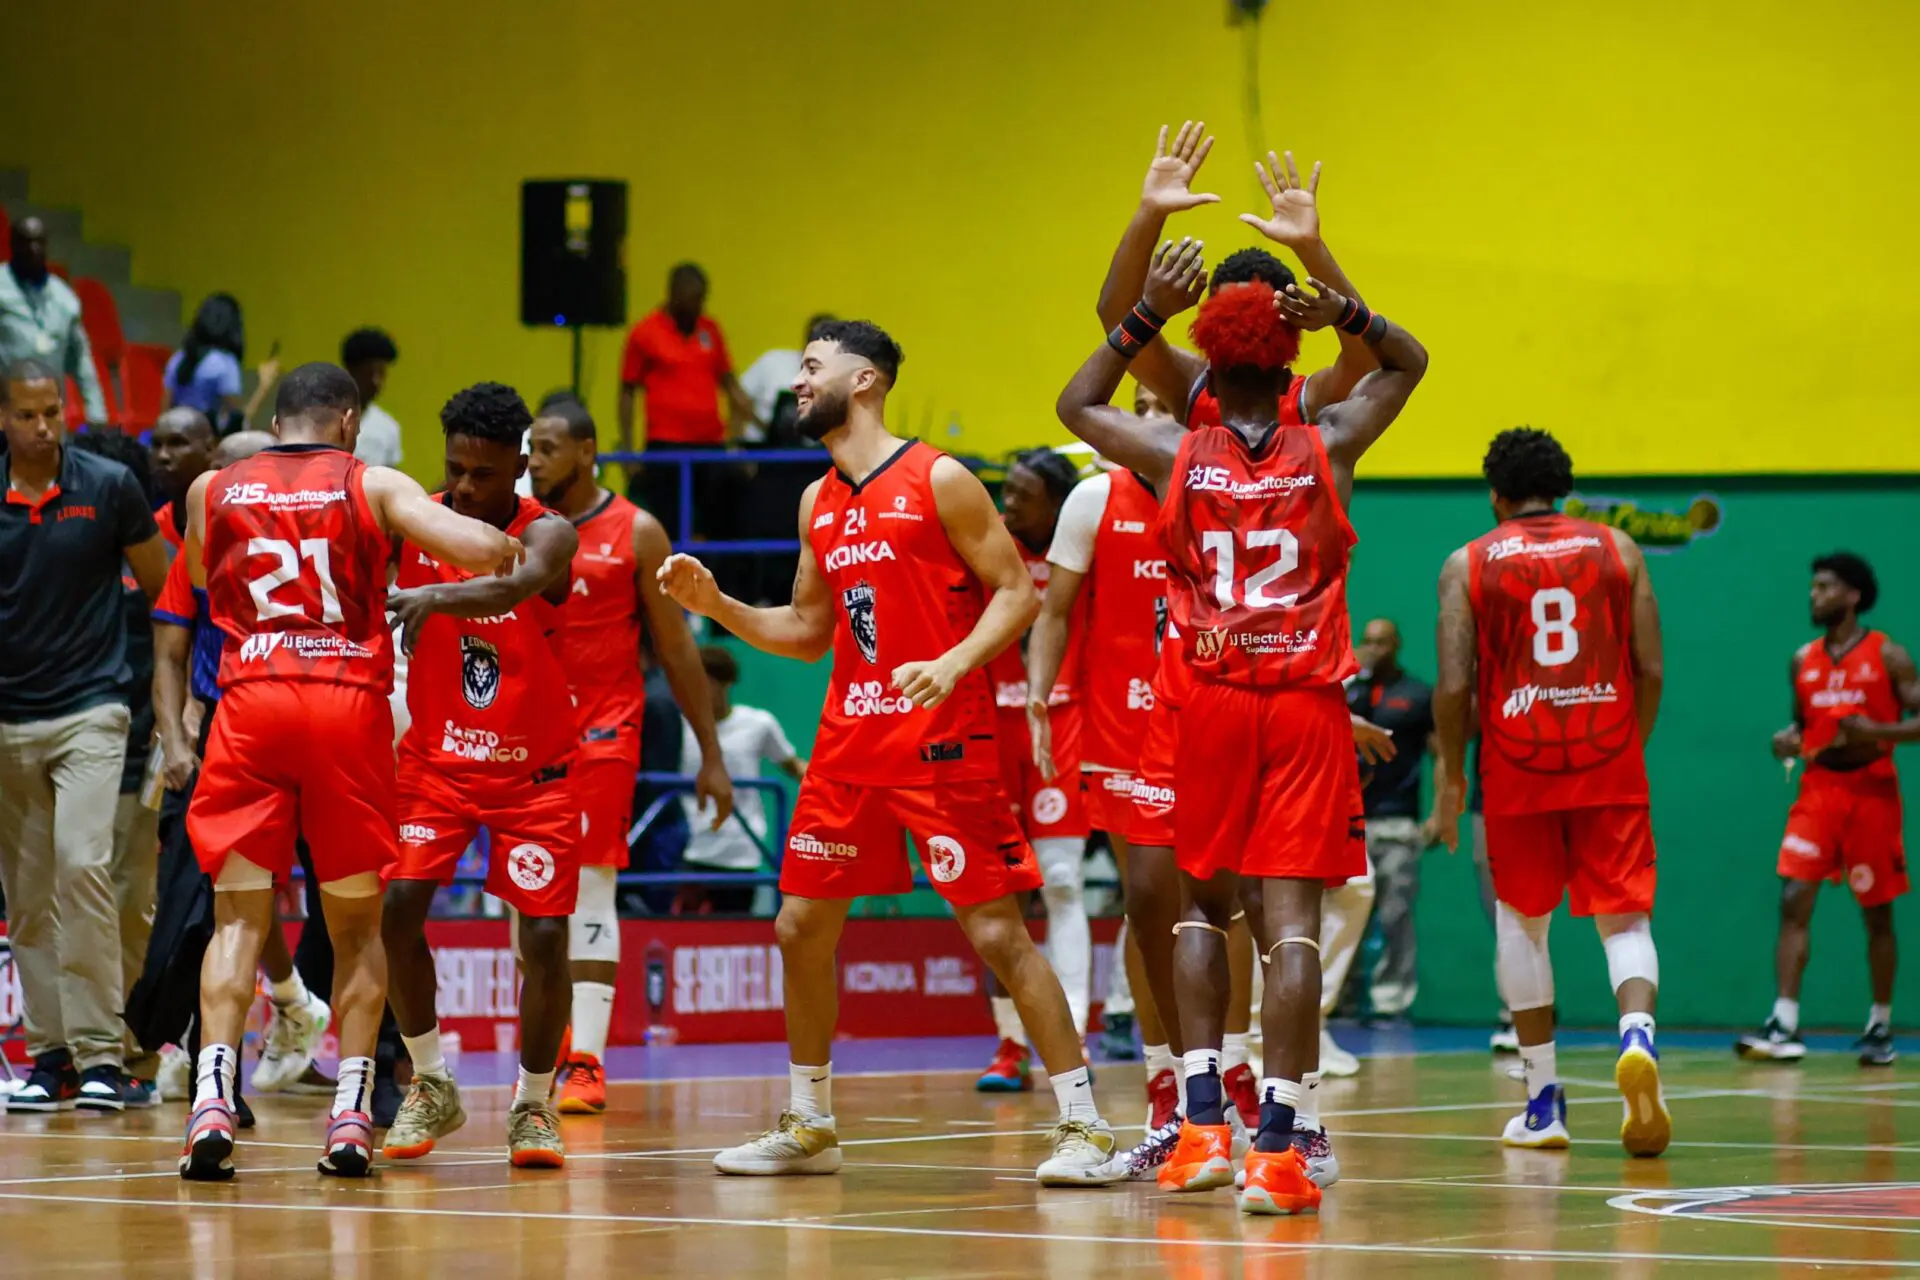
[[383, 1073, 468, 1160], [508, 1099, 566, 1168]]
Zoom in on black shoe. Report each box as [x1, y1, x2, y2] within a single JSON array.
[[1097, 1011, 1139, 1061], [6, 1051, 79, 1112], [1856, 1022, 1898, 1067], [236, 1093, 256, 1129], [76, 1064, 127, 1112], [1735, 1016, 1806, 1062], [120, 1076, 160, 1108], [372, 1073, 402, 1129]]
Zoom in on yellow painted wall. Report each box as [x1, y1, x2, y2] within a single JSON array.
[[11, 0, 1916, 476]]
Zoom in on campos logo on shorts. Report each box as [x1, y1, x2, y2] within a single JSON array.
[[1101, 772, 1138, 797], [1131, 779, 1175, 811], [507, 843, 555, 891], [461, 635, 501, 709], [925, 835, 967, 883], [1031, 787, 1069, 826], [843, 582, 879, 664], [843, 680, 912, 717], [790, 832, 859, 862], [400, 824, 438, 844], [1850, 864, 1876, 896]]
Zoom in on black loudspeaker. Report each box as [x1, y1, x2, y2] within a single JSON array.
[[520, 180, 628, 328]]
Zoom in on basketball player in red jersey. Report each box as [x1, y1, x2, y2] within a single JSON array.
[[1057, 238, 1427, 1212], [975, 446, 1095, 1091], [375, 383, 583, 1168], [1738, 553, 1918, 1067], [178, 363, 521, 1181], [1432, 428, 1669, 1158], [658, 320, 1117, 1184], [524, 397, 732, 1113]]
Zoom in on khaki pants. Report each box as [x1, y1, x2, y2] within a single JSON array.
[[112, 791, 161, 1077], [0, 703, 132, 1070], [1365, 816, 1425, 1017]]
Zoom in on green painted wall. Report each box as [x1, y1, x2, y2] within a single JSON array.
[[716, 477, 1920, 1029]]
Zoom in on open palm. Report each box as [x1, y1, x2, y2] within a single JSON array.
[[1240, 150, 1322, 249], [1141, 121, 1221, 214]]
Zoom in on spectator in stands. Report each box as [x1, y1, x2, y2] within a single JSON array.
[[735, 313, 836, 445], [0, 360, 168, 1112], [1344, 617, 1441, 1022], [0, 217, 107, 423], [65, 430, 165, 1104], [616, 262, 757, 540], [342, 327, 402, 467], [165, 293, 279, 432], [674, 646, 805, 916]]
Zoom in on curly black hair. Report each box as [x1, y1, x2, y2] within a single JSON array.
[[1482, 427, 1574, 505], [440, 381, 532, 445], [1813, 551, 1879, 614], [340, 327, 398, 367], [1010, 447, 1079, 504], [1209, 247, 1296, 295], [68, 429, 154, 498], [812, 320, 905, 387]]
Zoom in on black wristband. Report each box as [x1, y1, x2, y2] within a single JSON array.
[[1108, 300, 1167, 359], [1363, 312, 1388, 343], [1335, 297, 1373, 337]]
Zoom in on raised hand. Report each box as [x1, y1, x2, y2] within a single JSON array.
[[656, 552, 723, 616], [1142, 237, 1207, 319], [1275, 276, 1350, 332], [1239, 150, 1323, 250], [1141, 121, 1222, 215]]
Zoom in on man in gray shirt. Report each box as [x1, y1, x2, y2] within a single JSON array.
[[0, 219, 107, 424]]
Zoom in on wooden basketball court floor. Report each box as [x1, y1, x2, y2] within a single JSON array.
[[4, 1037, 1918, 1277]]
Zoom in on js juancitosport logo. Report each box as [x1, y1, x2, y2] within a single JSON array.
[[1563, 492, 1723, 553]]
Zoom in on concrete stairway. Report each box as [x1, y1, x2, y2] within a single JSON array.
[[0, 168, 184, 348]]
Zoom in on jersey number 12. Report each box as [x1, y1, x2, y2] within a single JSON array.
[[1201, 528, 1301, 609]]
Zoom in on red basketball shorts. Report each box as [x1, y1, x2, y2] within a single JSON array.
[[1174, 682, 1366, 885], [1125, 695, 1179, 849], [1484, 804, 1657, 918], [995, 705, 1089, 841], [393, 753, 583, 917], [574, 721, 640, 868], [189, 681, 397, 885], [1085, 769, 1143, 837], [783, 774, 1041, 906], [1778, 770, 1907, 907]]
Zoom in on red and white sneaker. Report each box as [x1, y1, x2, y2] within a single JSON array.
[[1146, 1068, 1180, 1131], [1239, 1145, 1321, 1216], [319, 1110, 375, 1178], [1223, 1063, 1260, 1128], [557, 1053, 607, 1115], [974, 1039, 1032, 1093], [179, 1099, 237, 1182], [1156, 1120, 1234, 1193]]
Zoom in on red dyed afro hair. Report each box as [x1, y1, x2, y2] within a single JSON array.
[[1189, 282, 1300, 373]]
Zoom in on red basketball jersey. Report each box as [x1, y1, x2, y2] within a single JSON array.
[[987, 540, 1086, 709], [204, 445, 394, 693], [807, 441, 998, 786], [1185, 371, 1306, 430], [1795, 630, 1902, 781], [562, 493, 647, 736], [1080, 470, 1166, 770], [1156, 421, 1357, 690], [398, 496, 577, 777], [1469, 512, 1648, 815]]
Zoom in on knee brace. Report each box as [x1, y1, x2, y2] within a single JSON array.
[[1495, 901, 1554, 1011], [568, 863, 620, 964], [1596, 912, 1659, 993], [1034, 837, 1086, 906]]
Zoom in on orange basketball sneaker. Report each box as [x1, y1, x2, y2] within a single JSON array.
[[556, 1053, 607, 1114], [1238, 1145, 1321, 1216], [1156, 1120, 1234, 1192]]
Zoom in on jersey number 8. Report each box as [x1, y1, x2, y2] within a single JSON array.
[[1530, 586, 1579, 667], [248, 536, 344, 624]]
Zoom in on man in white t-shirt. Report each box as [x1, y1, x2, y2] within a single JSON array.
[[344, 327, 404, 468], [732, 313, 836, 444], [676, 645, 804, 914]]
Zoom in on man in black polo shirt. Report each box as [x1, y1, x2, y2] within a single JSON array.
[[0, 359, 169, 1112], [1344, 618, 1441, 1023]]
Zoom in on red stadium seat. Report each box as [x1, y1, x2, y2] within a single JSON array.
[[122, 342, 173, 432], [0, 203, 10, 261], [73, 278, 125, 366]]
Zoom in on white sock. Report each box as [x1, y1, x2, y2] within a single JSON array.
[[514, 1067, 554, 1107], [403, 1028, 449, 1080], [1050, 1064, 1099, 1125], [1222, 1031, 1250, 1073], [1183, 1048, 1221, 1082], [789, 1063, 832, 1120], [1521, 1042, 1557, 1100], [1772, 996, 1800, 1033], [571, 981, 615, 1059], [333, 1056, 373, 1119], [1144, 1043, 1176, 1080], [1619, 1011, 1655, 1039], [1259, 1076, 1302, 1109], [268, 972, 307, 1007], [1870, 1003, 1893, 1030], [1298, 1071, 1322, 1132], [193, 1044, 239, 1108], [991, 996, 1028, 1047]]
